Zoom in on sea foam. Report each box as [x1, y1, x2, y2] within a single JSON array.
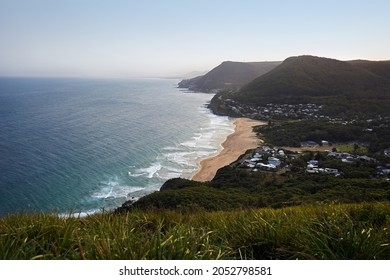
[[126, 107, 234, 182]]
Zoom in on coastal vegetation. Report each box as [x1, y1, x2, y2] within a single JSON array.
[[255, 118, 390, 153], [1, 202, 389, 259]]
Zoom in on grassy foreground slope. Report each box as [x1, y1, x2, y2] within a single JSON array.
[[1, 202, 389, 259]]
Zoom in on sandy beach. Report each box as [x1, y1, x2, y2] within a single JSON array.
[[191, 118, 265, 182]]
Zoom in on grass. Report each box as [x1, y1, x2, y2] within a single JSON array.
[[334, 144, 368, 154], [1, 202, 389, 260]]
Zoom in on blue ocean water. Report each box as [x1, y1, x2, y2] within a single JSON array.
[[0, 78, 234, 216]]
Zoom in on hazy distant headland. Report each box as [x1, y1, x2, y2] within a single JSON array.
[[178, 61, 281, 93]]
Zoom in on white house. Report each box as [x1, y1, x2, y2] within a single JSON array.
[[307, 160, 319, 168], [256, 163, 276, 171], [268, 157, 281, 167]]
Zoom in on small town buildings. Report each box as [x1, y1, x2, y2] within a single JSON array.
[[306, 166, 341, 176], [256, 163, 277, 171], [268, 157, 281, 167], [307, 160, 319, 168]]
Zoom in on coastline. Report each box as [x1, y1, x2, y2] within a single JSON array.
[[191, 118, 265, 182]]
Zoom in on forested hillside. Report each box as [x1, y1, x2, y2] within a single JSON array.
[[210, 56, 390, 118]]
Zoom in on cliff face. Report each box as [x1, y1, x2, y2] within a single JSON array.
[[178, 61, 280, 92]]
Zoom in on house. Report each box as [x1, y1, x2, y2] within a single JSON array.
[[268, 157, 281, 167], [342, 156, 355, 164], [321, 140, 330, 146], [307, 160, 319, 168], [324, 168, 340, 175], [327, 151, 341, 158], [306, 167, 340, 176], [256, 163, 276, 171], [253, 152, 262, 159], [245, 162, 256, 169], [341, 152, 352, 158], [358, 155, 376, 162], [377, 166, 390, 175]]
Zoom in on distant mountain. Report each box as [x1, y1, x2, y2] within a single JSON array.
[[210, 55, 390, 118], [178, 61, 281, 92]]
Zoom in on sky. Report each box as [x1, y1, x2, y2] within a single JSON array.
[[0, 0, 389, 78]]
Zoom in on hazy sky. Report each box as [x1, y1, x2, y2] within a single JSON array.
[[1, 0, 389, 78]]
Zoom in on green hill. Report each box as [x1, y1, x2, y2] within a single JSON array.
[[178, 61, 280, 92], [210, 55, 390, 117]]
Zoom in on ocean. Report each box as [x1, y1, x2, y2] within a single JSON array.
[[0, 78, 234, 217]]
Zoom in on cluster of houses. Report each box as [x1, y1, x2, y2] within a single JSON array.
[[311, 151, 390, 179], [238, 147, 343, 177], [219, 96, 390, 127], [252, 103, 327, 120], [238, 147, 294, 172], [305, 160, 341, 176], [327, 151, 376, 164], [219, 97, 330, 120], [237, 146, 390, 180]]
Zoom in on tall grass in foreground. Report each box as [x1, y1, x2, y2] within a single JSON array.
[[1, 202, 389, 259]]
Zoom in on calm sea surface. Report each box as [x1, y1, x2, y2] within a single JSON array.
[[0, 78, 234, 216]]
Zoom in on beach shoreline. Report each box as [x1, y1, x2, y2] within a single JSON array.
[[191, 118, 266, 182]]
